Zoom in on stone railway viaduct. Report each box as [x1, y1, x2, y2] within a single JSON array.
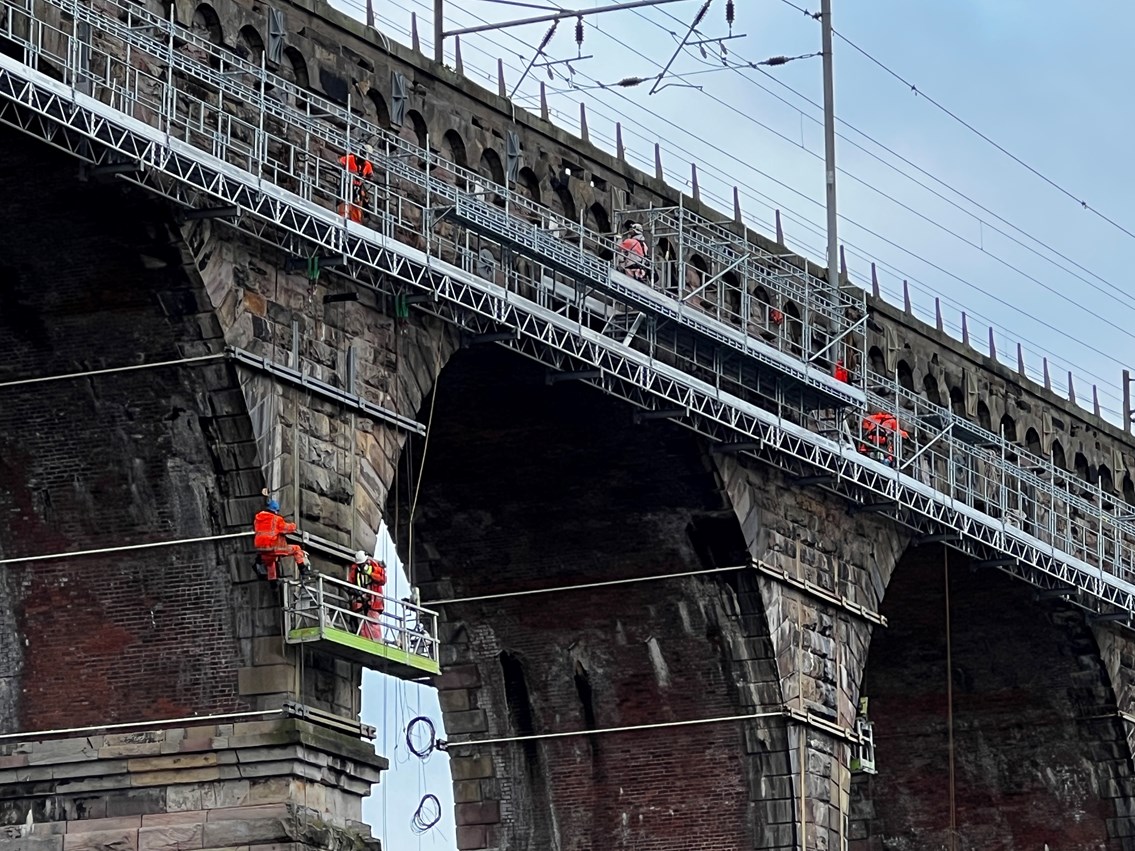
[[0, 0, 1133, 849]]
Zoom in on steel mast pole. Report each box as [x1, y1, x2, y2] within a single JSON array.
[[820, 0, 839, 302], [434, 0, 444, 63]]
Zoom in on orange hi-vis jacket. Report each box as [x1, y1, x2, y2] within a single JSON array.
[[339, 153, 374, 179], [253, 510, 296, 551]]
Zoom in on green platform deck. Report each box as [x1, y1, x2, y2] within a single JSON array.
[[287, 625, 441, 678]]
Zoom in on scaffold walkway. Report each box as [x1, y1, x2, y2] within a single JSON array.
[[1, 0, 1133, 623]]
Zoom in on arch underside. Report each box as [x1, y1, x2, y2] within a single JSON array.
[[396, 346, 773, 850], [852, 544, 1135, 850]]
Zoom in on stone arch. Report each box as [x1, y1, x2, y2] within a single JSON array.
[[976, 400, 991, 432], [922, 373, 942, 407], [237, 24, 264, 63], [896, 360, 914, 393], [551, 185, 577, 222], [721, 270, 741, 324], [191, 3, 223, 44], [1000, 413, 1017, 443], [367, 89, 390, 128], [1075, 451, 1093, 484], [852, 544, 1135, 848], [478, 148, 505, 185], [393, 346, 757, 850], [1124, 472, 1135, 505], [1052, 439, 1066, 469], [406, 109, 428, 149], [516, 166, 541, 204], [282, 46, 309, 89], [440, 129, 468, 170], [586, 201, 610, 237], [867, 346, 885, 376], [948, 384, 964, 416], [1100, 464, 1114, 494], [1025, 427, 1042, 456]]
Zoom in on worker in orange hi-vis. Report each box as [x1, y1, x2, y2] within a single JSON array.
[[252, 499, 308, 581], [348, 550, 387, 641], [616, 221, 649, 281], [338, 143, 375, 223], [859, 411, 909, 466]]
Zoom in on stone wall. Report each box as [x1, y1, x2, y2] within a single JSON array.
[[0, 718, 384, 851]]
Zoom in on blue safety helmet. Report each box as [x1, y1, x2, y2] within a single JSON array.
[[267, 499, 280, 512]]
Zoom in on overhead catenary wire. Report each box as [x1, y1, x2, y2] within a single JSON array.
[[426, 563, 749, 605], [0, 353, 225, 389], [0, 708, 284, 741], [0, 531, 250, 565], [399, 0, 1135, 402], [442, 709, 787, 748]]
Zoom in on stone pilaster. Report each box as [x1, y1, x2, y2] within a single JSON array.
[[0, 718, 385, 850]]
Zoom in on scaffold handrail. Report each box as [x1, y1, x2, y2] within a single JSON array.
[[283, 572, 441, 669], [2, 0, 1134, 620]]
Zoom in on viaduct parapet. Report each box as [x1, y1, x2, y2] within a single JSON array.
[[0, 0, 1133, 849]]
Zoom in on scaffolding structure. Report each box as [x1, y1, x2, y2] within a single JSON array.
[[1, 0, 1134, 624]]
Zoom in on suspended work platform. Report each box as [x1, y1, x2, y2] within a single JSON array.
[[283, 573, 441, 679]]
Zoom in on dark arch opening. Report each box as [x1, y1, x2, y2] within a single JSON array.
[[867, 346, 885, 376], [282, 46, 309, 91], [852, 545, 1132, 849], [1099, 464, 1113, 494], [553, 185, 576, 222], [587, 201, 610, 237], [192, 3, 223, 44], [1052, 439, 1066, 469], [441, 129, 467, 170], [406, 109, 428, 149], [1075, 451, 1094, 484], [516, 166, 541, 204], [948, 385, 964, 416], [922, 373, 942, 407], [897, 360, 914, 393], [976, 401, 991, 432], [1000, 414, 1017, 443], [1124, 473, 1135, 505], [390, 346, 754, 848], [479, 148, 504, 184], [1025, 427, 1041, 456], [367, 89, 390, 128], [237, 25, 264, 63]]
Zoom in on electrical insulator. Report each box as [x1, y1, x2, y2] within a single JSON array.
[[726, 0, 735, 29], [575, 16, 584, 48]]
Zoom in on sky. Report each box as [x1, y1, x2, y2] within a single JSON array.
[[340, 1, 1135, 847]]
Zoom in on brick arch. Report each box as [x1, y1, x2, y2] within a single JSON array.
[[851, 545, 1135, 849], [398, 346, 756, 850]]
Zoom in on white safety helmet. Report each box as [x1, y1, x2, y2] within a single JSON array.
[[363, 143, 374, 155], [630, 222, 643, 236], [354, 550, 368, 563]]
